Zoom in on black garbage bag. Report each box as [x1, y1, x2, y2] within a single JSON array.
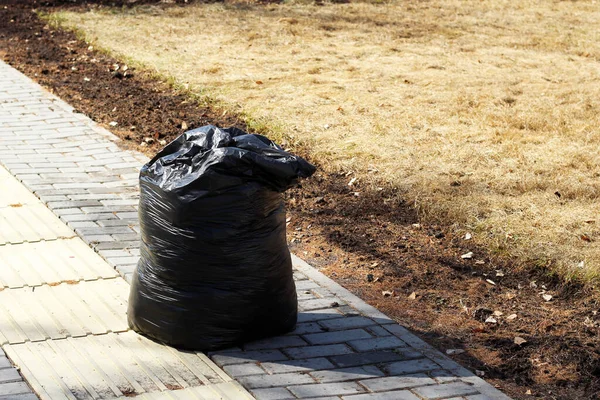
[[127, 125, 316, 351]]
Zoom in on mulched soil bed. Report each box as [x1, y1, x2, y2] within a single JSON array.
[[1, 2, 599, 399]]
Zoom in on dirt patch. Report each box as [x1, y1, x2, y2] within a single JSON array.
[[1, 2, 599, 400]]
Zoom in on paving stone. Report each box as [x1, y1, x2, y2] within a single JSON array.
[[383, 359, 442, 376], [0, 381, 30, 397], [303, 329, 372, 345], [0, 393, 38, 400], [299, 297, 346, 311], [223, 363, 265, 377], [297, 309, 343, 323], [429, 369, 460, 384], [212, 350, 289, 366], [348, 336, 407, 352], [244, 335, 307, 350], [250, 387, 296, 400], [0, 357, 11, 369], [341, 390, 421, 400], [466, 395, 495, 400], [365, 325, 393, 337], [0, 369, 20, 383], [288, 381, 365, 398], [412, 382, 480, 399], [330, 350, 423, 368], [77, 226, 134, 235], [295, 280, 320, 290], [287, 322, 326, 335], [359, 373, 435, 392], [238, 372, 315, 389], [284, 344, 354, 360], [319, 316, 376, 331], [311, 365, 384, 383], [261, 358, 335, 374], [60, 213, 117, 222]]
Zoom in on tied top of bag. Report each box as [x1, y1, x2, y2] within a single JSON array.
[[141, 125, 316, 193]]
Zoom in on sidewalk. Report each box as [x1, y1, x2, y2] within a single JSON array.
[[0, 59, 512, 400]]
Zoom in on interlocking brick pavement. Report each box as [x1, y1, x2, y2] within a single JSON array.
[[0, 59, 512, 400]]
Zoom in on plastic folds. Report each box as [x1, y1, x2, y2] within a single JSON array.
[[128, 125, 316, 351]]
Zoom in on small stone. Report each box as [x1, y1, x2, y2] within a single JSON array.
[[485, 316, 497, 324], [109, 121, 118, 127], [507, 314, 517, 320], [446, 349, 465, 355], [542, 294, 553, 302], [461, 252, 473, 259], [514, 337, 527, 345]]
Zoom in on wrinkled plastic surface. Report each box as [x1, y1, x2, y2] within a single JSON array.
[[128, 125, 316, 351]]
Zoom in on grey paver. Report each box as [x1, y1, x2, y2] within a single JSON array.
[[288, 381, 365, 398], [310, 365, 384, 383], [0, 368, 20, 383], [303, 329, 372, 345], [284, 344, 354, 359], [383, 358, 441, 375], [223, 363, 265, 377], [359, 373, 435, 392], [342, 391, 421, 400], [243, 335, 308, 350], [347, 336, 407, 352], [238, 372, 315, 389], [412, 382, 480, 399], [250, 387, 296, 400], [212, 350, 289, 366], [261, 357, 335, 374], [319, 316, 376, 331], [330, 350, 423, 368], [0, 381, 30, 397]]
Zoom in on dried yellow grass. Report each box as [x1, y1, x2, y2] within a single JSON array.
[[55, 0, 600, 283]]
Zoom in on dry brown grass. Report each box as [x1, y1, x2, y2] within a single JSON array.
[[54, 0, 600, 283]]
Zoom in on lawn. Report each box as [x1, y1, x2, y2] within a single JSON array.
[[54, 0, 600, 283]]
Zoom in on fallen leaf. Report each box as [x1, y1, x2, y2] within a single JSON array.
[[464, 232, 472, 240], [505, 293, 517, 300], [108, 121, 118, 127], [370, 262, 379, 268], [9, 203, 22, 208], [348, 177, 357, 186], [181, 121, 188, 130], [493, 310, 503, 317], [408, 292, 417, 300], [581, 234, 592, 242], [485, 316, 497, 324], [474, 260, 485, 265], [158, 139, 167, 146], [382, 290, 394, 297], [83, 77, 91, 82], [542, 294, 553, 302], [461, 252, 474, 259], [578, 261, 585, 269], [486, 279, 496, 286], [496, 270, 505, 277], [514, 336, 527, 345], [255, 80, 263, 85], [507, 314, 518, 320]]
